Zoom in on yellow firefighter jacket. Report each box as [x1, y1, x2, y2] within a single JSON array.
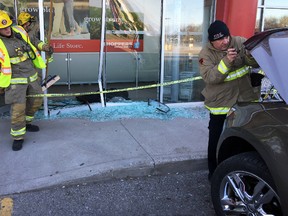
[[198, 36, 259, 115], [0, 25, 46, 88]]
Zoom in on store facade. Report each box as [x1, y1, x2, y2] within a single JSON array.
[[1, 0, 288, 111]]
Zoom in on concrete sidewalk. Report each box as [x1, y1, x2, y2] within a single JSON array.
[[0, 115, 209, 196]]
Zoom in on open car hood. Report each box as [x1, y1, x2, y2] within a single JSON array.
[[244, 28, 288, 103]]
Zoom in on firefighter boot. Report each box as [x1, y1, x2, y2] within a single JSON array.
[[12, 139, 24, 151], [26, 124, 40, 132]]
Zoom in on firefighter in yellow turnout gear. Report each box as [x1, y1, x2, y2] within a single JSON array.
[[0, 10, 46, 151]]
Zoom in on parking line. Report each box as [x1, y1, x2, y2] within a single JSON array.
[[0, 198, 13, 216]]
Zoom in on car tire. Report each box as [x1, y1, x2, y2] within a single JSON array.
[[211, 152, 282, 215]]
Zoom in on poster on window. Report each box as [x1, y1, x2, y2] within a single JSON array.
[[14, 0, 144, 52]]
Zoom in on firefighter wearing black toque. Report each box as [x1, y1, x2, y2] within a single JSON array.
[[0, 10, 46, 151], [198, 20, 261, 180]]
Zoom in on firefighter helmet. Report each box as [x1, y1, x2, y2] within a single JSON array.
[[17, 12, 36, 26], [0, 10, 12, 29]]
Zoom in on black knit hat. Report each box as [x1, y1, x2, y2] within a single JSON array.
[[208, 20, 230, 41]]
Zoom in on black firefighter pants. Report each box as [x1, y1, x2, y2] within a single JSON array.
[[208, 113, 226, 176]]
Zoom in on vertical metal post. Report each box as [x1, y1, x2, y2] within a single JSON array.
[[135, 52, 139, 88], [66, 53, 71, 90], [38, 0, 49, 116], [14, 0, 18, 19], [98, 0, 107, 107], [171, 0, 181, 102], [160, 0, 166, 103]]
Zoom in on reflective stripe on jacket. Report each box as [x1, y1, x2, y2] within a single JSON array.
[[205, 105, 230, 115], [10, 72, 38, 84], [199, 36, 260, 114], [10, 52, 30, 64]]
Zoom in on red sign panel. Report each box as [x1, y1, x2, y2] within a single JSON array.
[[50, 39, 144, 53]]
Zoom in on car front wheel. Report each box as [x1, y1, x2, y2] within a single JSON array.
[[211, 152, 282, 215]]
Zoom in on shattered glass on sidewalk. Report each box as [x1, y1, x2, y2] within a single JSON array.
[[1, 99, 209, 122], [43, 99, 208, 122]]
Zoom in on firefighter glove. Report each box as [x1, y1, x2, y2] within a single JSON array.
[[42, 44, 54, 55], [0, 87, 5, 94]]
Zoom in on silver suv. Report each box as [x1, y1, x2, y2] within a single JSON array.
[[211, 28, 288, 216]]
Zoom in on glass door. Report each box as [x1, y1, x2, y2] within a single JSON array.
[[103, 0, 162, 102], [163, 0, 213, 103]]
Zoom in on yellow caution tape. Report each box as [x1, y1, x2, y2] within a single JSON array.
[[28, 76, 202, 98]]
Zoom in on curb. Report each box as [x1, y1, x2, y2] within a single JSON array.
[[2, 158, 207, 196]]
